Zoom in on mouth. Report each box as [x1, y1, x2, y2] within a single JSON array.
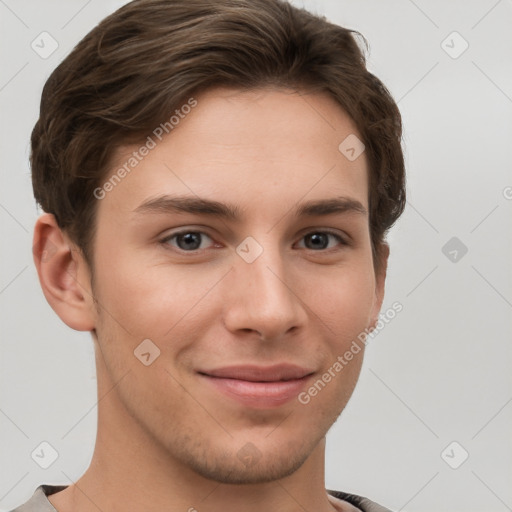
[[196, 364, 315, 408]]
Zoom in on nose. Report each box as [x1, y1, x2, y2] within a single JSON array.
[[222, 243, 307, 341]]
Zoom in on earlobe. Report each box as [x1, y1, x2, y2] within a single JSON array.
[[32, 213, 96, 331]]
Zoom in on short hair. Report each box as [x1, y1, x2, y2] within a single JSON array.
[[31, 0, 405, 272]]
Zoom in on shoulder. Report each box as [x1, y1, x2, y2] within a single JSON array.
[[327, 489, 394, 512], [8, 484, 66, 512], [11, 485, 393, 512]]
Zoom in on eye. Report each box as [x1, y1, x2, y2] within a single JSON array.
[[296, 231, 347, 251], [159, 228, 348, 253], [161, 230, 215, 251]]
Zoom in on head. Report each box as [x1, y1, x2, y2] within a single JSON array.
[[32, 0, 405, 485]]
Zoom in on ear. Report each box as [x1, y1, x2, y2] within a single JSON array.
[[369, 242, 390, 328], [32, 213, 96, 331]]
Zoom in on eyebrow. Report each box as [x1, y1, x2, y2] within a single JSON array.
[[133, 194, 367, 220]]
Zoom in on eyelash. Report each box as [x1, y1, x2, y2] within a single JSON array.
[[159, 229, 349, 254]]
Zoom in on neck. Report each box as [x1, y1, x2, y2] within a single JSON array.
[[48, 351, 340, 512]]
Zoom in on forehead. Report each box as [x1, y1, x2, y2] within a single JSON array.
[[99, 87, 368, 219]]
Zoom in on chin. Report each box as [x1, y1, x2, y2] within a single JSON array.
[[191, 450, 310, 485], [171, 434, 320, 485]]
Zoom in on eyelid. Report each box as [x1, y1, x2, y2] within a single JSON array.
[[159, 226, 350, 253], [159, 228, 217, 251], [294, 229, 349, 249]]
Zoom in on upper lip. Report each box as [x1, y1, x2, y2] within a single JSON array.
[[198, 364, 314, 382]]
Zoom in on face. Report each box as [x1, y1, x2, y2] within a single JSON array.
[[86, 87, 385, 484]]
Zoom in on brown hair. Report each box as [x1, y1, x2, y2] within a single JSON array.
[[31, 0, 405, 273]]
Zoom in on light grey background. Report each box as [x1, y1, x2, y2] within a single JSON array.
[[1, 1, 511, 511]]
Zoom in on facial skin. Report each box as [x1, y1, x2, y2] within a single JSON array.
[[34, 87, 388, 512]]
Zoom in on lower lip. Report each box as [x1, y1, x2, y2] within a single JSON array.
[[199, 374, 312, 408]]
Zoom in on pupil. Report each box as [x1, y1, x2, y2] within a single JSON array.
[[179, 232, 201, 250], [308, 233, 327, 250]]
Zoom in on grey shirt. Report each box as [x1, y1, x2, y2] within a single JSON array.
[[9, 484, 392, 512]]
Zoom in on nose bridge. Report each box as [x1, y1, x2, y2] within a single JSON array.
[[223, 236, 304, 338]]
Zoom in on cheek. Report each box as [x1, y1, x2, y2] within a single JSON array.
[[308, 264, 377, 340], [92, 246, 222, 343], [307, 269, 374, 407]]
